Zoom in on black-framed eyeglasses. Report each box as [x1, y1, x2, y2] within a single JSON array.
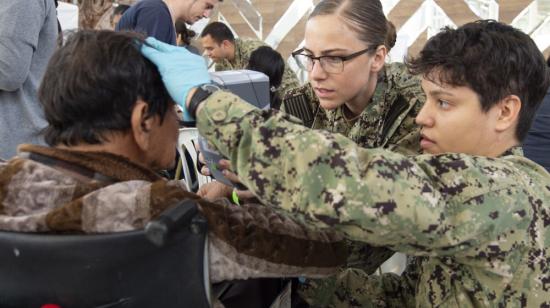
[[292, 45, 377, 74]]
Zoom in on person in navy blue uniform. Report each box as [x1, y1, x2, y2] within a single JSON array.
[[116, 0, 221, 45]]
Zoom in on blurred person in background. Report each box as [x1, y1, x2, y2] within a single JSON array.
[[117, 0, 221, 45], [246, 46, 285, 110], [110, 3, 129, 29], [175, 19, 199, 54], [0, 0, 58, 159]]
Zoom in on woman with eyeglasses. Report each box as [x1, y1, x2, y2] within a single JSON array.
[[281, 0, 425, 305], [285, 0, 424, 155], [198, 0, 424, 197]]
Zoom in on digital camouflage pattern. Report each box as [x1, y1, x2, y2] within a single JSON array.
[[282, 62, 426, 301], [284, 62, 425, 155], [214, 38, 300, 100], [197, 90, 550, 307]]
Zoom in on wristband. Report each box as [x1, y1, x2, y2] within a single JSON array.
[[231, 189, 240, 206]]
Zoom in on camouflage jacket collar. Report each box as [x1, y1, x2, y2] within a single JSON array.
[[501, 146, 523, 157], [318, 65, 396, 148], [230, 38, 246, 68], [227, 38, 261, 69]]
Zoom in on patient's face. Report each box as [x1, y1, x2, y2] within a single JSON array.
[[146, 105, 180, 170]]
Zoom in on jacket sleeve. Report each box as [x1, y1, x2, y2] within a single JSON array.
[[196, 91, 535, 257], [0, 1, 46, 91]]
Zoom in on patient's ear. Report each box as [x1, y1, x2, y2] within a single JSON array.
[[495, 94, 521, 133], [131, 99, 154, 151]]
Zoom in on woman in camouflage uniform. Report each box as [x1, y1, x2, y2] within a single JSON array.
[[285, 0, 424, 155], [281, 0, 426, 303]]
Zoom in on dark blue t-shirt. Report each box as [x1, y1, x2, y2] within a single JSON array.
[[524, 88, 550, 172], [116, 0, 176, 45]]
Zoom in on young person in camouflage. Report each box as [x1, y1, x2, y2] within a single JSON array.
[[0, 31, 349, 303], [286, 0, 425, 155], [200, 21, 300, 99], [143, 19, 550, 308]]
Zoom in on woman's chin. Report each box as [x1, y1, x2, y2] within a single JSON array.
[[318, 98, 343, 110]]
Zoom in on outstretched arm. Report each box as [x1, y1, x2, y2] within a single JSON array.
[[196, 90, 532, 256]]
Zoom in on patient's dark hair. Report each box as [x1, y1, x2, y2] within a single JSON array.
[[39, 30, 173, 146], [407, 20, 550, 141]]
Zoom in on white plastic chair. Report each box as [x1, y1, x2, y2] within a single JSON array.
[[177, 127, 212, 192]]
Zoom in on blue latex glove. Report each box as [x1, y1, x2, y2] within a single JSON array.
[[141, 37, 210, 121]]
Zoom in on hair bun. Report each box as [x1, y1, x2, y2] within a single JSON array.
[[385, 21, 397, 51]]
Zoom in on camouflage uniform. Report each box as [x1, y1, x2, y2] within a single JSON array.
[[214, 38, 300, 100], [283, 62, 426, 301], [197, 90, 550, 307], [284, 62, 425, 154]]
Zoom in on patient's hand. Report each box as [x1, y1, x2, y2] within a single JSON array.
[[196, 144, 257, 203], [218, 160, 256, 201], [197, 181, 233, 201]]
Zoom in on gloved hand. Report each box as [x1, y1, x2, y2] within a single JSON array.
[[141, 37, 210, 121]]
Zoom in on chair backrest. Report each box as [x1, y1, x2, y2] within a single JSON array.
[[178, 127, 212, 192], [0, 200, 211, 308]]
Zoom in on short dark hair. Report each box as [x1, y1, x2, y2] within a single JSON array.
[[407, 20, 550, 141], [200, 21, 234, 44], [38, 30, 173, 146], [247, 46, 285, 109]]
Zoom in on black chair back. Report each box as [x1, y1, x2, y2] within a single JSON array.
[[0, 200, 210, 308]]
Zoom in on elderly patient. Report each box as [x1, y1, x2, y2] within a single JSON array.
[[0, 30, 346, 283]]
